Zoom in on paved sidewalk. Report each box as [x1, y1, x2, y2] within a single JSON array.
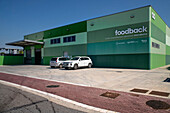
[[0, 72, 169, 113], [0, 65, 170, 95]]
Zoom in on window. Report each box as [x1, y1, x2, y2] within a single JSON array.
[[59, 58, 67, 61], [71, 57, 79, 60], [63, 37, 67, 43], [63, 35, 76, 43], [54, 39, 57, 44], [152, 42, 160, 49], [84, 58, 89, 60], [56, 38, 60, 43], [50, 38, 60, 44], [80, 58, 84, 60], [51, 58, 57, 61], [51, 39, 54, 44], [72, 36, 76, 41]]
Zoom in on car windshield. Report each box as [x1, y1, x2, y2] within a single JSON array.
[[51, 58, 57, 61], [71, 57, 79, 60], [59, 58, 67, 61]]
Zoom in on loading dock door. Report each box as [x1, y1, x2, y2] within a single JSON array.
[[35, 49, 41, 65]]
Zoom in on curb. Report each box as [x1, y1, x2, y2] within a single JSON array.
[[0, 80, 118, 113]]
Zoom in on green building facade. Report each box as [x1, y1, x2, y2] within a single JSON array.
[[18, 5, 170, 69]]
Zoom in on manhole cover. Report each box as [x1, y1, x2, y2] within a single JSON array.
[[130, 88, 149, 93], [149, 91, 170, 97], [100, 92, 120, 99], [46, 85, 60, 88], [146, 100, 170, 110], [163, 78, 170, 83]]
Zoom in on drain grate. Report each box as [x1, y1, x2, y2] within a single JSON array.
[[149, 91, 170, 97], [146, 100, 170, 110], [100, 92, 120, 99], [46, 85, 60, 88], [163, 78, 170, 82], [130, 88, 149, 93]]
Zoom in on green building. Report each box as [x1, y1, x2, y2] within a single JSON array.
[[7, 5, 170, 69]]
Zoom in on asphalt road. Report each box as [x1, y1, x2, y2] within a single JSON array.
[[0, 83, 86, 113]]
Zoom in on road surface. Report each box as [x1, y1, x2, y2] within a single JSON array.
[[0, 83, 85, 113]]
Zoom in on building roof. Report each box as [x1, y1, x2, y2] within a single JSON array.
[[6, 39, 44, 47]]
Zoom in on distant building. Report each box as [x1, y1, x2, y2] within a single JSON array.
[[0, 48, 23, 55]]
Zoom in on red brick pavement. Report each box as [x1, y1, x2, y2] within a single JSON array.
[[0, 72, 169, 113]]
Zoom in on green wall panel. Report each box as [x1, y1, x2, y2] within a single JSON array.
[[34, 45, 43, 49], [0, 56, 4, 65], [87, 38, 149, 55], [89, 54, 149, 69], [25, 46, 31, 50], [24, 31, 44, 41], [166, 45, 170, 55], [44, 44, 87, 57], [166, 55, 170, 65], [150, 53, 166, 69], [87, 22, 149, 43], [166, 34, 170, 46], [87, 6, 149, 32], [44, 21, 87, 39], [44, 32, 87, 48], [151, 23, 166, 43], [166, 26, 170, 37], [3, 56, 24, 65], [151, 7, 166, 33], [166, 26, 170, 46], [150, 37, 166, 55], [25, 45, 42, 50], [31, 57, 35, 64], [43, 56, 57, 65]]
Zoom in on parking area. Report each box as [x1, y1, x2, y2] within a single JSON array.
[[0, 65, 170, 98]]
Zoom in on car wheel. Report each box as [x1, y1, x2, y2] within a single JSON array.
[[88, 63, 92, 68], [73, 64, 78, 70], [59, 64, 63, 68], [51, 66, 55, 68]]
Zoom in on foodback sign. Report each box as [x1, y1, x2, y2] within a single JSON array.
[[105, 22, 149, 40], [115, 26, 147, 36]]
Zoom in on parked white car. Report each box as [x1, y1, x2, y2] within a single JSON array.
[[63, 56, 93, 70], [50, 57, 69, 68]]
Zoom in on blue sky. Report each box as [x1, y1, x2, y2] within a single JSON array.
[[0, 0, 170, 49]]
